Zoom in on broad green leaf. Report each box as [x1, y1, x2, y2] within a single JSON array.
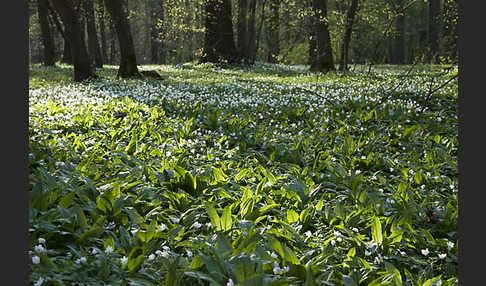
[[205, 203, 221, 231], [221, 205, 233, 231], [286, 209, 299, 223], [371, 216, 383, 245]]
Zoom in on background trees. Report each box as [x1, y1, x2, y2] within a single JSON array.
[[29, 0, 459, 71]]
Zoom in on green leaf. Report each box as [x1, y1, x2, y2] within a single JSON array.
[[385, 261, 402, 286], [205, 203, 221, 231], [422, 275, 441, 286], [189, 255, 204, 270], [104, 237, 115, 249], [235, 169, 250, 181], [221, 205, 233, 231], [371, 216, 383, 245], [59, 192, 75, 208], [128, 246, 145, 272], [212, 167, 227, 183], [286, 209, 299, 223], [342, 275, 358, 286]]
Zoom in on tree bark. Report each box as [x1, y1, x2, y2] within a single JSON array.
[[237, 0, 249, 62], [200, 0, 238, 64], [266, 0, 279, 63], [247, 0, 257, 63], [339, 0, 359, 71], [392, 0, 405, 64], [427, 0, 440, 64], [309, 0, 334, 72], [47, 2, 72, 64], [37, 0, 56, 66], [104, 0, 140, 77], [97, 0, 108, 64], [254, 0, 266, 62], [149, 0, 163, 64], [51, 0, 96, 81], [85, 0, 103, 67]]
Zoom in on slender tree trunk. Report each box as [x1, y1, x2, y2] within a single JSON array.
[[254, 0, 266, 62], [38, 0, 56, 66], [237, 0, 249, 62], [427, 0, 440, 64], [104, 0, 140, 77], [97, 0, 108, 63], [392, 0, 405, 64], [247, 0, 257, 64], [309, 0, 334, 72], [266, 0, 279, 63], [200, 0, 238, 64], [85, 0, 103, 67], [149, 0, 163, 64], [51, 0, 96, 81], [339, 0, 359, 71]]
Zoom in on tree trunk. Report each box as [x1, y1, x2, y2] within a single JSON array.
[[254, 0, 266, 62], [51, 0, 96, 81], [309, 0, 334, 72], [37, 0, 56, 66], [200, 0, 238, 64], [104, 0, 140, 77], [85, 0, 103, 68], [392, 0, 405, 64], [427, 0, 440, 64], [237, 0, 249, 62], [247, 0, 257, 64], [339, 0, 359, 71], [266, 0, 279, 63], [97, 0, 108, 63], [149, 0, 164, 64]]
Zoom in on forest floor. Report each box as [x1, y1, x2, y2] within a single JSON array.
[[28, 62, 458, 286]]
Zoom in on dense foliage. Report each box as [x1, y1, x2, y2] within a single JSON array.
[[29, 63, 457, 285]]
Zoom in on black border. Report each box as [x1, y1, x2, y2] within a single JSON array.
[[457, 1, 481, 285], [2, 0, 29, 285]]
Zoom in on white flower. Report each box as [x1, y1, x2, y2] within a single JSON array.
[[304, 231, 312, 238], [330, 239, 336, 246], [226, 278, 234, 286], [33, 277, 44, 286], [162, 246, 170, 251], [155, 250, 163, 256], [352, 228, 358, 232], [75, 257, 87, 264], [170, 217, 180, 224], [91, 248, 98, 255], [148, 254, 155, 261], [270, 252, 278, 259], [194, 221, 202, 229], [337, 237, 343, 242], [34, 245, 46, 253], [32, 255, 41, 264], [120, 256, 128, 265], [447, 241, 454, 250], [187, 250, 193, 257], [159, 223, 167, 231], [38, 238, 46, 244], [105, 246, 113, 254], [421, 248, 430, 256], [438, 253, 447, 259], [365, 250, 371, 256], [283, 265, 290, 273], [273, 266, 281, 274], [356, 170, 361, 175], [160, 251, 169, 258]]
